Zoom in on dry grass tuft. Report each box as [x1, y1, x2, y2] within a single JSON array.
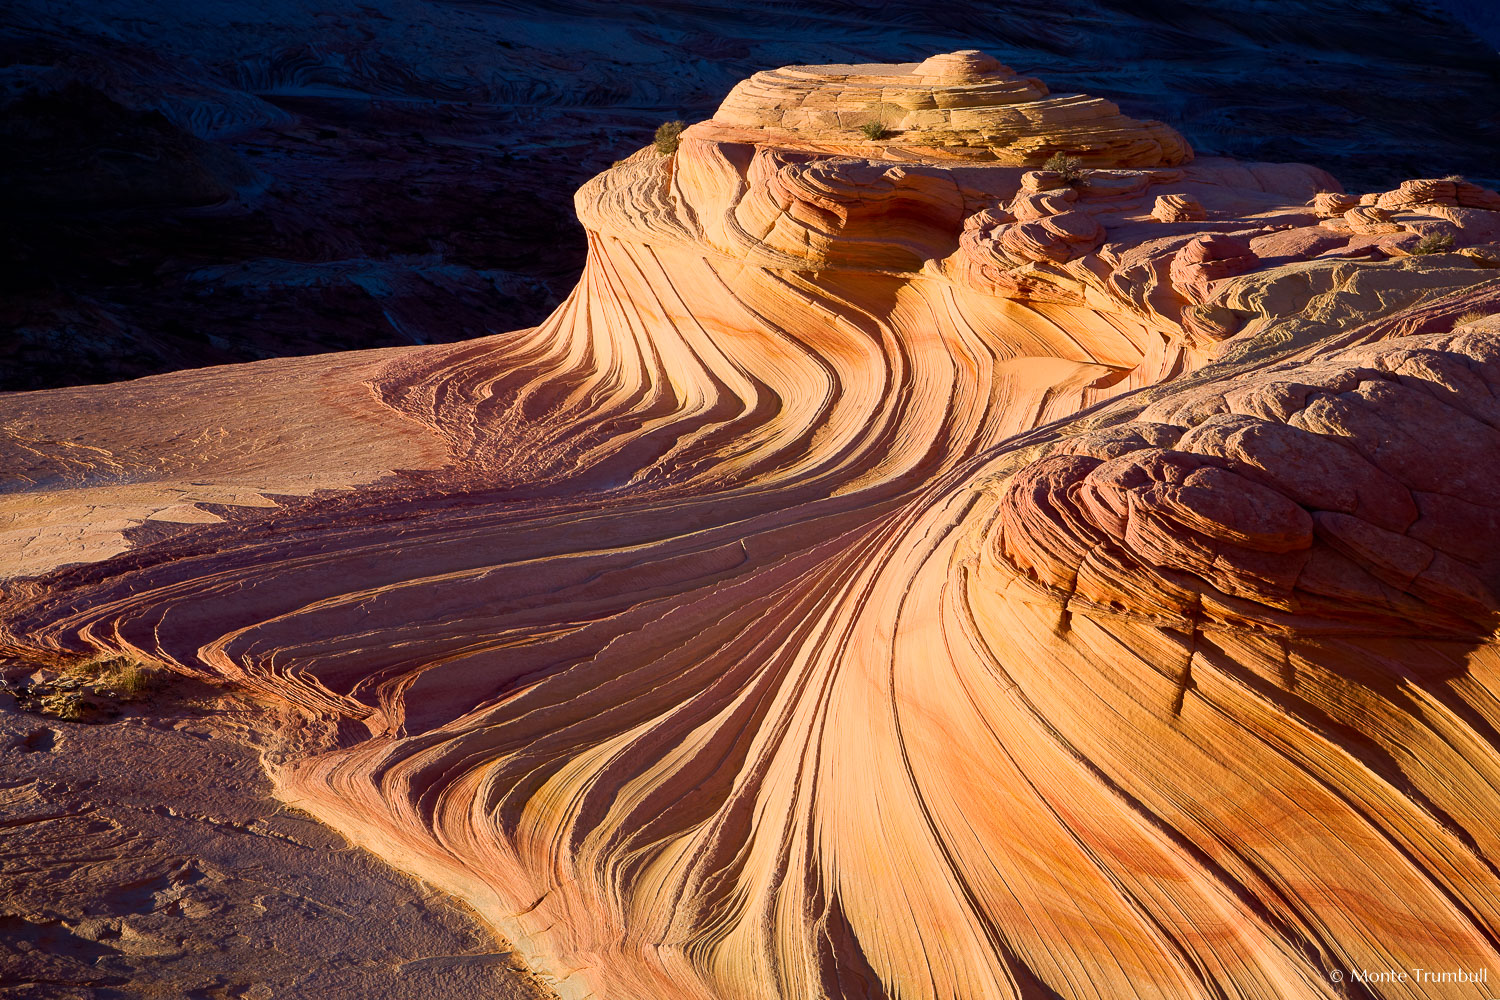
[[5, 650, 173, 723], [82, 656, 163, 701]]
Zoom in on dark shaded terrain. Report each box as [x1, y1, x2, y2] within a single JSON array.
[[3, 0, 1499, 391]]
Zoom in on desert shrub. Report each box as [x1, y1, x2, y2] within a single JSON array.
[[1453, 309, 1491, 326], [1044, 152, 1092, 185], [39, 690, 93, 722], [1043, 151, 1085, 185], [654, 120, 685, 156], [859, 120, 890, 141], [7, 652, 168, 723], [1411, 233, 1456, 255]]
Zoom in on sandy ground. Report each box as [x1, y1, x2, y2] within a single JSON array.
[[0, 666, 554, 1000]]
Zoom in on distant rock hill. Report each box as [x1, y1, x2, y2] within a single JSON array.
[[1432, 0, 1500, 49], [2, 0, 1498, 392]]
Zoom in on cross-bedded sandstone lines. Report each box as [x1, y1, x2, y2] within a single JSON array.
[[962, 333, 1500, 1000], [993, 330, 1500, 638], [4, 53, 1500, 1000]]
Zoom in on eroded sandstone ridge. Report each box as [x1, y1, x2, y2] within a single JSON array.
[[4, 54, 1500, 1000]]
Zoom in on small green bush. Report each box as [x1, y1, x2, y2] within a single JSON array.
[[859, 120, 890, 141], [1043, 151, 1085, 186], [1411, 233, 1456, 255], [654, 120, 685, 156]]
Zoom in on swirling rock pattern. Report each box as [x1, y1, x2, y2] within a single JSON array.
[[5, 55, 1500, 1000], [712, 50, 1192, 166]]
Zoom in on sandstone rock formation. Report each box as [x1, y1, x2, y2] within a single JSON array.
[[711, 51, 1191, 165], [4, 53, 1500, 1000], [6, 0, 1498, 394]]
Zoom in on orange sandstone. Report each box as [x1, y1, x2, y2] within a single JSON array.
[[4, 53, 1500, 1000]]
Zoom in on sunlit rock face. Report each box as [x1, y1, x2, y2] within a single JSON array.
[[5, 54, 1500, 1000], [708, 50, 1192, 166]]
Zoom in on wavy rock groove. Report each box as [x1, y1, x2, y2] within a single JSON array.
[[5, 54, 1500, 1000]]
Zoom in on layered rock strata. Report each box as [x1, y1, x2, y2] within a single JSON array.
[[4, 54, 1500, 1000]]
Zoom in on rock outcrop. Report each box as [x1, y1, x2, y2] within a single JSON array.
[[4, 53, 1500, 1000], [711, 51, 1192, 165], [5, 0, 1498, 394]]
